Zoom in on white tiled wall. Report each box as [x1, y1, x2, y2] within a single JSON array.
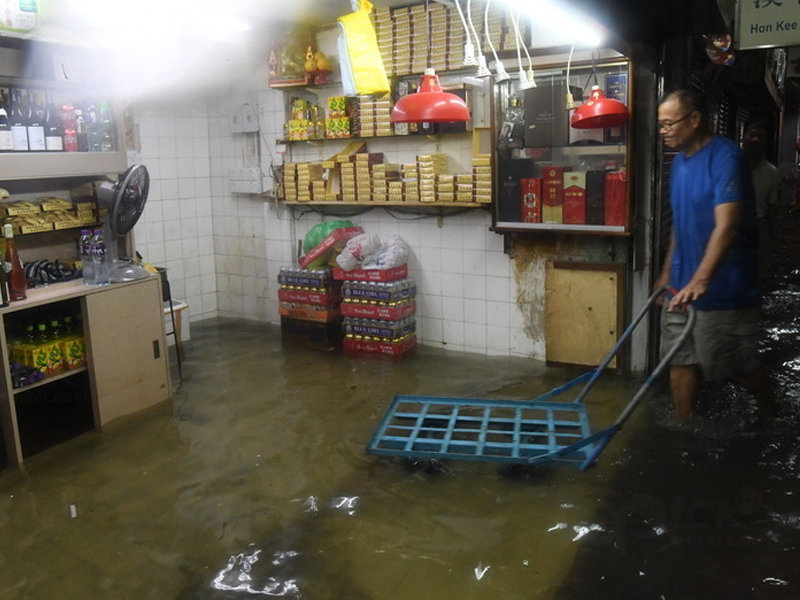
[[128, 61, 541, 359]]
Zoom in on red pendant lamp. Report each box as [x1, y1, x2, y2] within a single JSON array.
[[570, 84, 628, 129], [391, 68, 471, 123]]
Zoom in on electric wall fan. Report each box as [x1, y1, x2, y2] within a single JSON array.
[[95, 164, 151, 283]]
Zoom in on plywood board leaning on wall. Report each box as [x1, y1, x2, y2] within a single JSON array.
[[544, 261, 624, 369]]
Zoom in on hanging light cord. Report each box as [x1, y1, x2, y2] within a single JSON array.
[[454, 0, 471, 42], [565, 43, 576, 109], [483, 0, 503, 70], [466, 0, 482, 58], [510, 11, 534, 83]]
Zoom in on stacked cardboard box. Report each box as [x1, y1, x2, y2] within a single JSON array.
[[372, 5, 394, 75], [279, 267, 343, 351], [472, 156, 492, 204], [337, 265, 417, 359], [286, 148, 489, 205]]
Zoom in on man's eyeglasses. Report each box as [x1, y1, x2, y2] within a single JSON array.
[[658, 111, 695, 131]]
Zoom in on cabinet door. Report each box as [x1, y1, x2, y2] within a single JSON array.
[[84, 278, 170, 426]]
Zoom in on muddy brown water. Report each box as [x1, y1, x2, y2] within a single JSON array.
[[1, 211, 799, 599]]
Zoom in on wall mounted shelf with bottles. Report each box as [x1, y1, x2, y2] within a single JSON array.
[[492, 59, 632, 235], [0, 41, 127, 181]]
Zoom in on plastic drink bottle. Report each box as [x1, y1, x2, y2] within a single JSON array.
[[78, 229, 95, 285], [91, 230, 110, 286]]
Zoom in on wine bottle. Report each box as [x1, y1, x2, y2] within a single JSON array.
[[9, 89, 29, 152], [0, 104, 12, 152], [26, 91, 46, 151], [3, 224, 27, 301], [44, 103, 64, 151]]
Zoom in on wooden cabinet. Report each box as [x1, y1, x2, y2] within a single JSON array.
[[84, 278, 170, 426], [0, 277, 171, 467]]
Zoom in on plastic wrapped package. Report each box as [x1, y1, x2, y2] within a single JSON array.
[[361, 234, 410, 270], [337, 0, 390, 96], [335, 233, 382, 270]]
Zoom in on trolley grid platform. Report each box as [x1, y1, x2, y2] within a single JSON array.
[[368, 395, 594, 465]]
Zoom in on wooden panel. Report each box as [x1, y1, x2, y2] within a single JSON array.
[[84, 277, 171, 426], [545, 261, 624, 369]]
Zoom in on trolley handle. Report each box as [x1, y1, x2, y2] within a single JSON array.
[[572, 285, 676, 406]]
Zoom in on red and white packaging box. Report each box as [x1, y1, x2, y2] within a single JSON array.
[[340, 300, 416, 321], [332, 264, 408, 282], [298, 226, 364, 268], [343, 336, 416, 359], [278, 287, 342, 306]]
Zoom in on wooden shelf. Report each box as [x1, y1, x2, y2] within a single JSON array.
[[494, 221, 628, 235], [0, 150, 128, 180], [12, 366, 88, 396], [277, 131, 468, 145], [284, 201, 490, 208]]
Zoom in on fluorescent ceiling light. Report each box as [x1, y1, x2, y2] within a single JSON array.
[[499, 0, 606, 48]]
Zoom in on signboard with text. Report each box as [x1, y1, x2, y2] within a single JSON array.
[[737, 0, 800, 50]]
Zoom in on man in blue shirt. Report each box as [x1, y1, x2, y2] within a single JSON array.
[[655, 89, 771, 419]]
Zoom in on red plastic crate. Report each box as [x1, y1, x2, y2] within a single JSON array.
[[332, 264, 408, 282]]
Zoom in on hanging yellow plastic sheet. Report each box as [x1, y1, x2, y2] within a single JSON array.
[[337, 0, 390, 96]]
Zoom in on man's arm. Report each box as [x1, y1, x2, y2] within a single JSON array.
[[669, 201, 741, 310]]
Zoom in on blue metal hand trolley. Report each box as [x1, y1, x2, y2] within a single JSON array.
[[366, 287, 695, 471]]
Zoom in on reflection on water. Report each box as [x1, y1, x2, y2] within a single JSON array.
[[211, 548, 300, 597], [2, 209, 800, 599]]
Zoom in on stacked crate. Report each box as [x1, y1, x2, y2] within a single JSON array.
[[278, 267, 343, 351], [335, 265, 417, 359]]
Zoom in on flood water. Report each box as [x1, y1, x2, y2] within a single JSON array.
[[1, 213, 800, 599]]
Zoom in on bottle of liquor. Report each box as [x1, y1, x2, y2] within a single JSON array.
[[0, 227, 9, 307], [0, 103, 12, 152], [9, 89, 29, 152], [3, 224, 27, 301], [26, 91, 46, 151], [98, 100, 115, 152], [44, 103, 64, 151], [74, 109, 88, 152]]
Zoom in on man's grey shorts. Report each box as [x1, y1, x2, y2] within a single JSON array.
[[660, 305, 761, 381]]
